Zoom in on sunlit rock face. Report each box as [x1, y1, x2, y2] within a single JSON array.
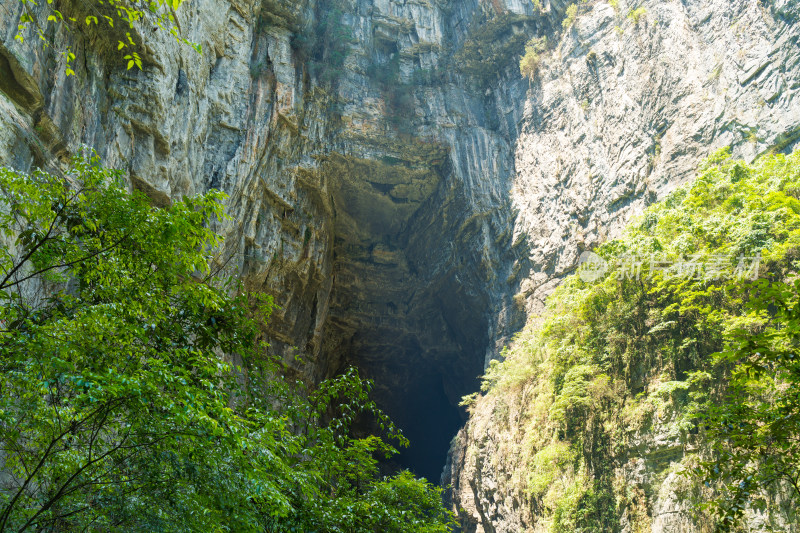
[[444, 0, 800, 531], [511, 0, 800, 313], [1, 0, 800, 520]]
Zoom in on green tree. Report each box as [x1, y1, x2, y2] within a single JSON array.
[[519, 36, 547, 80], [0, 151, 455, 532], [692, 278, 800, 531], [627, 7, 647, 26]]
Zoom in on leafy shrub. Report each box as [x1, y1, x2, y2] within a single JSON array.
[[691, 278, 800, 528], [527, 442, 576, 498], [14, 0, 199, 74], [519, 36, 548, 80]]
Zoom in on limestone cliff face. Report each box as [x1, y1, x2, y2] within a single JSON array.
[[0, 0, 335, 378], [511, 0, 800, 311], [0, 0, 532, 479], [444, 0, 800, 531], [1, 0, 799, 527]]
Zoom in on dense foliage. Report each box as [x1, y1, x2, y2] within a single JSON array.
[[471, 148, 800, 531], [0, 152, 455, 532]]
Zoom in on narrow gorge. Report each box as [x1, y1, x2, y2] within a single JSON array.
[[1, 0, 799, 530]]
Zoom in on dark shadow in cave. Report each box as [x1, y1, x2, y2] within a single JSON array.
[[390, 371, 468, 483]]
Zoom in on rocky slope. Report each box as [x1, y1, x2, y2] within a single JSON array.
[[1, 0, 799, 527], [445, 1, 800, 531]]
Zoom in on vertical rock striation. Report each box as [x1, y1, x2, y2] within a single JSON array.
[[1, 0, 800, 526], [445, 0, 800, 531]]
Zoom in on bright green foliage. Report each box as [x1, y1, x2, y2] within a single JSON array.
[[0, 151, 455, 532], [14, 0, 199, 75], [526, 442, 575, 498], [519, 36, 547, 80], [692, 278, 800, 530], [627, 7, 647, 25], [563, 4, 578, 30], [472, 148, 800, 531]]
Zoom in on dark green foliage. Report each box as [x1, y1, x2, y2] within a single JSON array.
[[309, 2, 354, 87], [0, 151, 455, 532]]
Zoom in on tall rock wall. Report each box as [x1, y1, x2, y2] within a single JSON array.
[[0, 0, 534, 480], [512, 0, 800, 310], [445, 0, 800, 531], [1, 0, 800, 524]]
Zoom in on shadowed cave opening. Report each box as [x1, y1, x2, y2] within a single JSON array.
[[339, 286, 490, 485], [323, 142, 503, 485], [388, 371, 470, 483]]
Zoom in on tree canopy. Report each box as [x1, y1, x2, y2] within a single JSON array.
[[0, 151, 455, 532]]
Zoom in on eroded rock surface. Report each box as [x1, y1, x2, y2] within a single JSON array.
[[0, 0, 531, 481], [512, 0, 800, 312], [445, 1, 800, 531], [1, 0, 799, 526]]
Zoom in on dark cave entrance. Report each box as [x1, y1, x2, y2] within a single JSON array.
[[388, 371, 472, 483], [323, 231, 500, 483], [340, 283, 491, 485], [322, 144, 514, 485]]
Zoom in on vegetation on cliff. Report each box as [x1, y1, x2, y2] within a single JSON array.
[[464, 148, 800, 531], [454, 11, 534, 88], [13, 0, 200, 75], [0, 152, 455, 532]]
